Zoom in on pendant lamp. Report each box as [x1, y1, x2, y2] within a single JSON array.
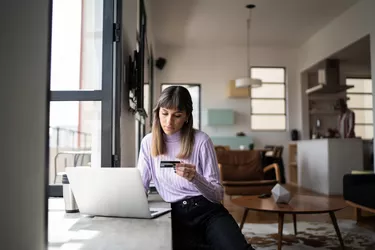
[[235, 4, 262, 88]]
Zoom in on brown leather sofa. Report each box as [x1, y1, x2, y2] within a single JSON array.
[[216, 150, 280, 199], [214, 145, 230, 151]]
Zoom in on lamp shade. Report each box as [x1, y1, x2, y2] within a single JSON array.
[[235, 77, 262, 88]]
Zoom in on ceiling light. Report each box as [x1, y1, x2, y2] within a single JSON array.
[[235, 4, 262, 88], [235, 78, 262, 88]]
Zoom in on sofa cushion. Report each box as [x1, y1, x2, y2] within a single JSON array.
[[343, 174, 375, 210]]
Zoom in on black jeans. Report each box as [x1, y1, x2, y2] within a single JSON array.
[[171, 195, 254, 250]]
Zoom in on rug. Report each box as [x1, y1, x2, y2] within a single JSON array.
[[242, 220, 375, 250]]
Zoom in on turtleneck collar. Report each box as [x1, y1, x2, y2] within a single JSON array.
[[163, 130, 181, 143]]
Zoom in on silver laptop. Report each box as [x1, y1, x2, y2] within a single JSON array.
[[65, 167, 171, 219]]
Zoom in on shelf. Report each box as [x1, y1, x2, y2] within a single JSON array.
[[288, 143, 298, 185], [226, 80, 250, 98], [309, 95, 349, 101], [309, 110, 339, 115]]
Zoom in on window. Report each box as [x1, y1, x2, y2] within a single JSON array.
[[48, 0, 120, 196], [346, 78, 373, 139], [49, 101, 100, 184], [250, 67, 286, 130], [161, 84, 201, 130], [50, 0, 103, 90]]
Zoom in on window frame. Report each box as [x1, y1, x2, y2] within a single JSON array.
[[160, 83, 201, 130], [346, 77, 373, 139], [250, 66, 287, 131], [48, 0, 121, 197]]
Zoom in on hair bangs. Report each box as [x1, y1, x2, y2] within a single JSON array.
[[159, 91, 186, 112]]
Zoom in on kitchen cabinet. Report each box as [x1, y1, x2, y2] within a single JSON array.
[[206, 109, 235, 125], [226, 80, 250, 98]]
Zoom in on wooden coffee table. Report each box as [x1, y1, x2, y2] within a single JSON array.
[[232, 194, 347, 250]]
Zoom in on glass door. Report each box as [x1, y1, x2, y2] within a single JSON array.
[[48, 0, 121, 197]]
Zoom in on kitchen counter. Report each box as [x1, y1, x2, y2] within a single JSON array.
[[48, 194, 172, 250], [297, 138, 363, 195]]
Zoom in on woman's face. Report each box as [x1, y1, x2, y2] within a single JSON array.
[[159, 107, 188, 135]]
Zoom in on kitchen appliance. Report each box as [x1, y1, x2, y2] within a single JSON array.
[[305, 59, 354, 95]]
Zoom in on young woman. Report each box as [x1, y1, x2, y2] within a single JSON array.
[[137, 86, 255, 250]]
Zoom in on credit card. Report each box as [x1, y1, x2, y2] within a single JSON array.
[[160, 160, 180, 168]]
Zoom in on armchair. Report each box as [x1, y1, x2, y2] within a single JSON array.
[[216, 150, 280, 200], [262, 145, 286, 183]]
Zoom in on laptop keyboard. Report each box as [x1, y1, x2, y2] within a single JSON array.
[[150, 210, 157, 214]]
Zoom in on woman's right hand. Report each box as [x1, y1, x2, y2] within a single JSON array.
[[175, 162, 196, 182]]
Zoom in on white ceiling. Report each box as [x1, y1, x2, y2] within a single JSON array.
[[149, 0, 360, 48]]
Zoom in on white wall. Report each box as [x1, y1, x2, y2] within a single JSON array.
[[298, 0, 375, 72], [156, 45, 299, 180], [120, 0, 138, 167], [0, 0, 50, 249], [298, 0, 375, 169], [340, 62, 372, 85]]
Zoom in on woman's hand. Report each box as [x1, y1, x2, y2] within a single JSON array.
[[175, 162, 196, 181]]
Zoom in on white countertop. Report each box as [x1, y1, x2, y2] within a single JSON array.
[[297, 138, 363, 142], [48, 194, 171, 250]]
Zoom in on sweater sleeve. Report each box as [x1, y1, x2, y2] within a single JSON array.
[[191, 138, 224, 203], [137, 137, 152, 192]]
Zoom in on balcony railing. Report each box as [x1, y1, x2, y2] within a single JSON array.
[[49, 126, 91, 151], [49, 127, 92, 184]]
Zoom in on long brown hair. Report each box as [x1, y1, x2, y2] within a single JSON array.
[[151, 86, 195, 158]]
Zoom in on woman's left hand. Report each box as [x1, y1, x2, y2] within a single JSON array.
[[175, 162, 196, 181]]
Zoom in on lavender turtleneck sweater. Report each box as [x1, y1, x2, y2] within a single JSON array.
[[137, 130, 223, 203]]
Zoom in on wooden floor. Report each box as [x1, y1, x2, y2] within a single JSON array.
[[224, 184, 375, 231]]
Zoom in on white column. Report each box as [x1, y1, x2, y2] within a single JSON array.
[[89, 102, 102, 168], [80, 0, 103, 167], [0, 0, 50, 249]]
